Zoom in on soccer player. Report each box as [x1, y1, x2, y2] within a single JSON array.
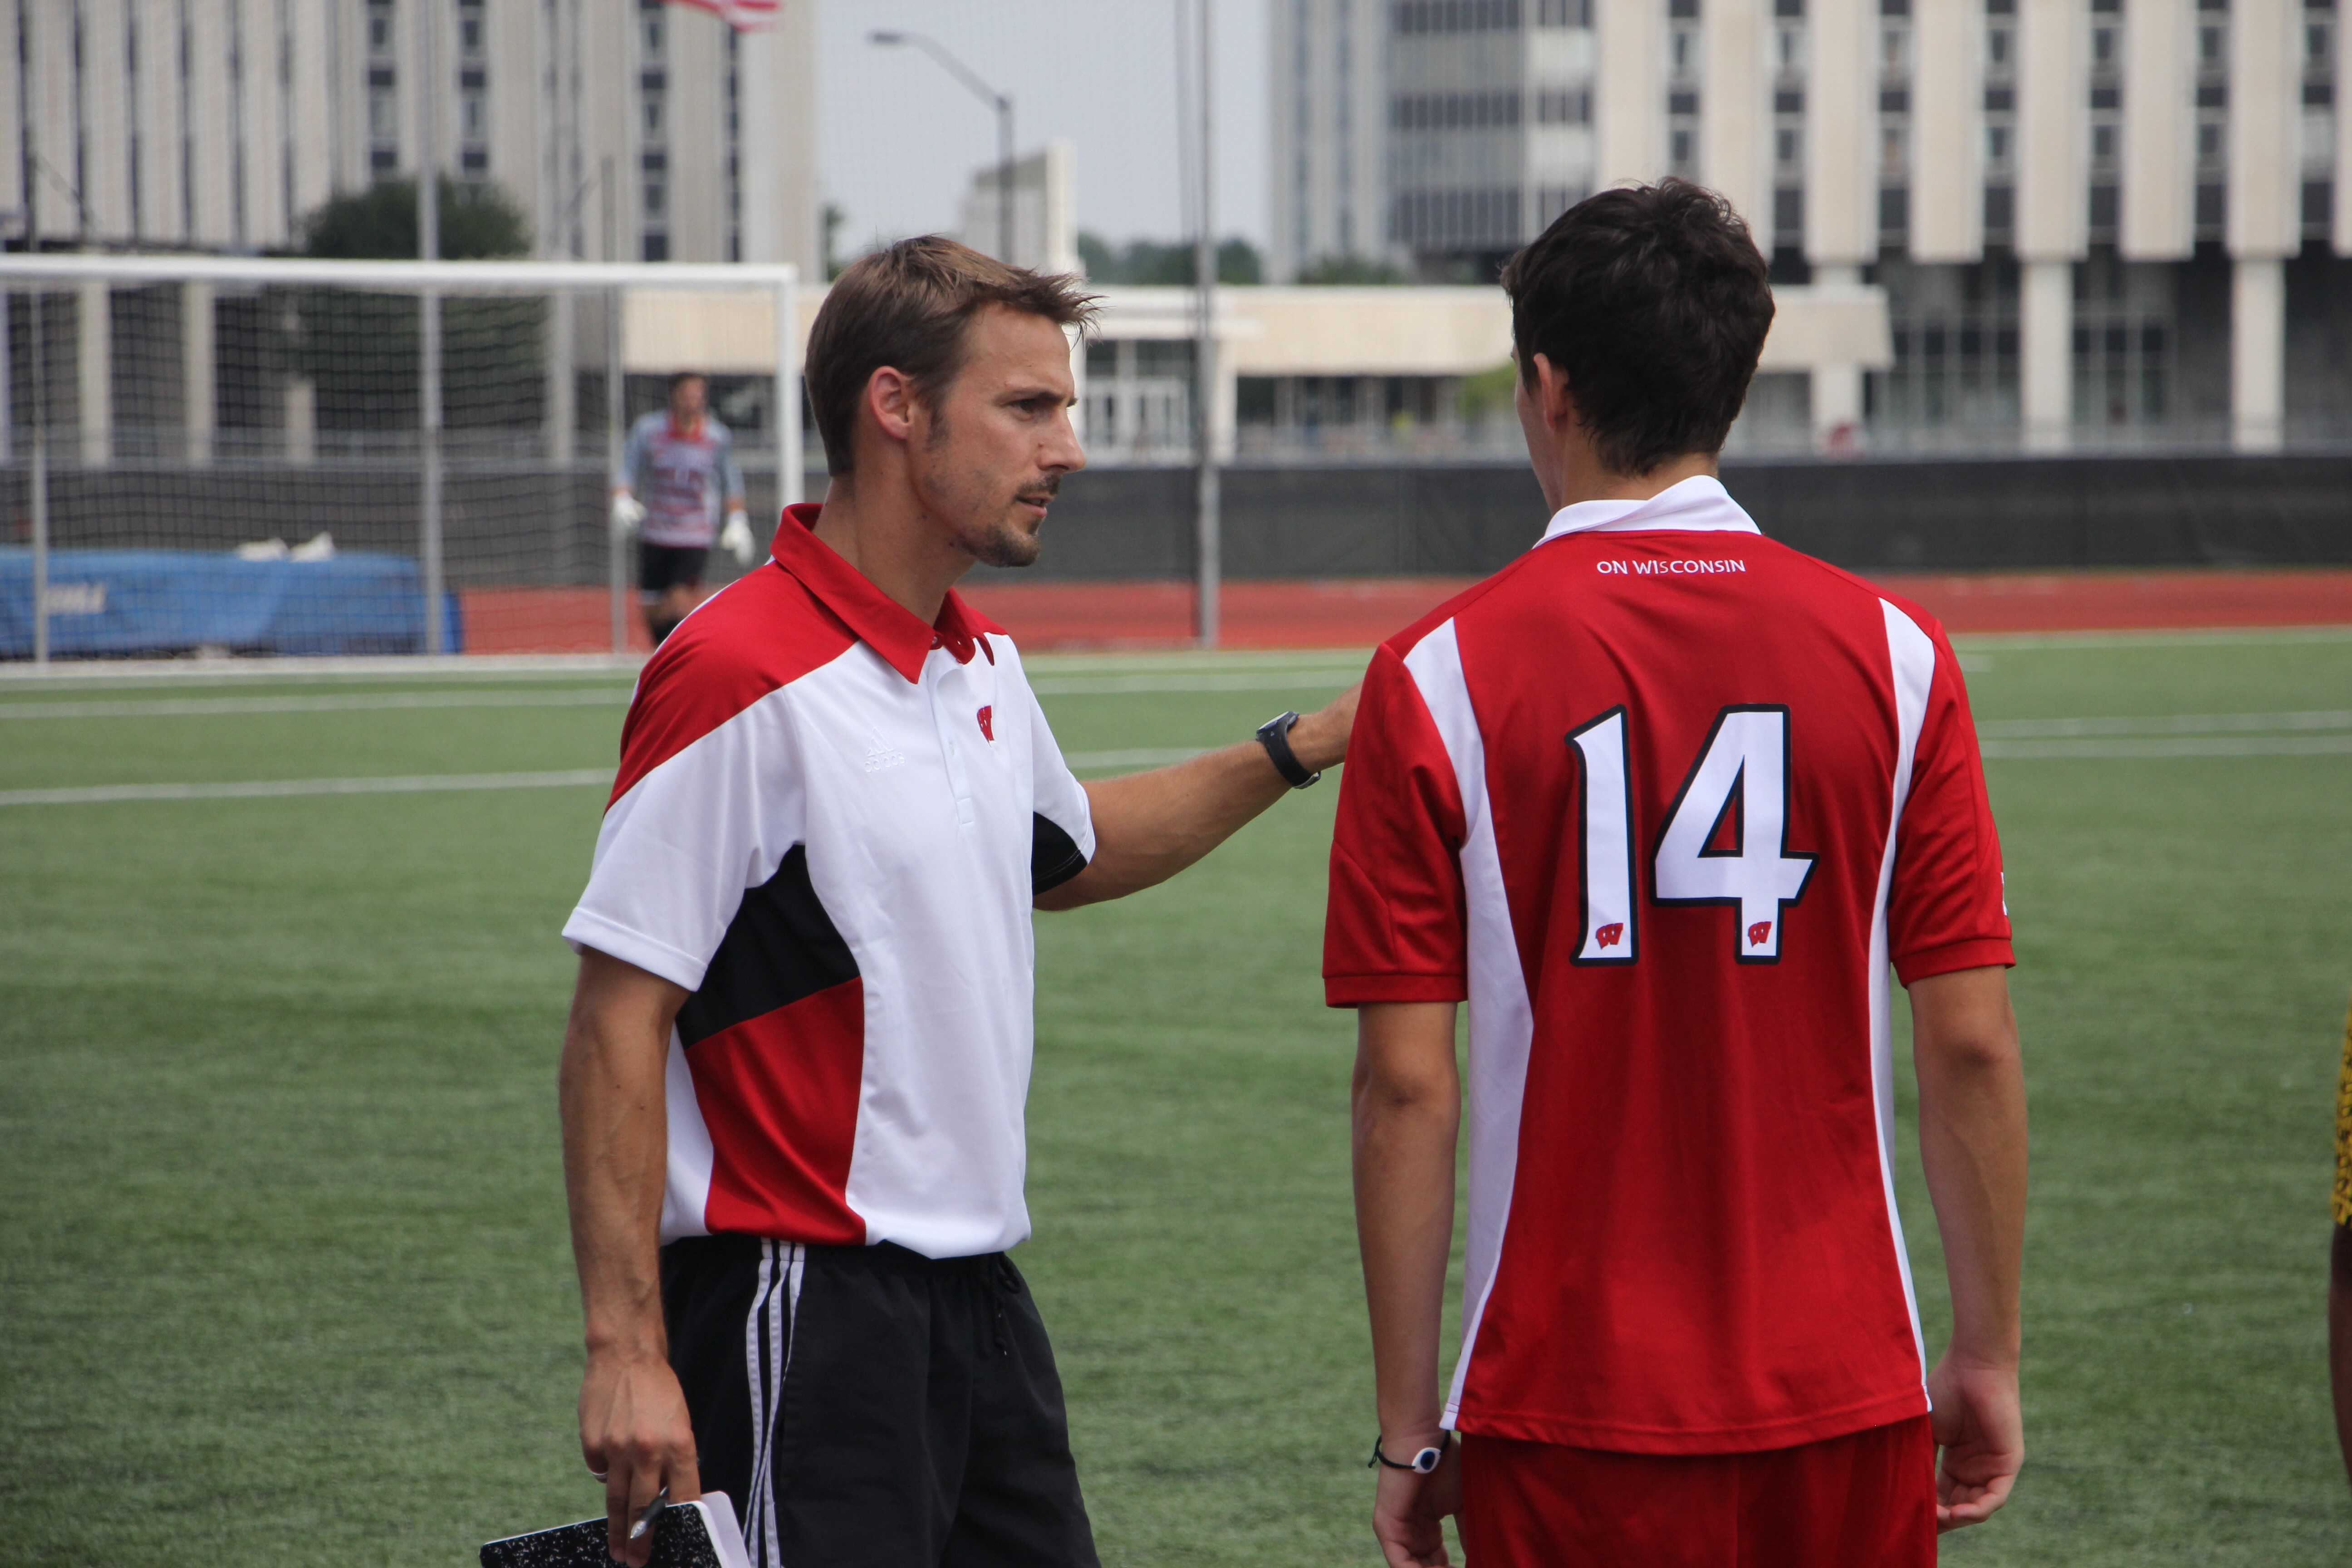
[[1327, 181, 2028, 1566], [611, 370, 756, 646], [559, 236, 1356, 1568]]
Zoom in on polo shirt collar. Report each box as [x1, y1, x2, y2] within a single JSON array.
[[769, 502, 991, 682], [1535, 475, 1761, 547]]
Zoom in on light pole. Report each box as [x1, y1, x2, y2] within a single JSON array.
[[867, 31, 1016, 262], [1191, 0, 1219, 648]]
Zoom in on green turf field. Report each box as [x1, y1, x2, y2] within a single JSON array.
[[2, 633, 2348, 1566]]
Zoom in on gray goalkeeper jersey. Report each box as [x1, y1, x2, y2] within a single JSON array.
[[616, 412, 745, 548]]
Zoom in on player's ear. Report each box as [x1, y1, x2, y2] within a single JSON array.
[[863, 366, 919, 447], [1529, 352, 1577, 434]]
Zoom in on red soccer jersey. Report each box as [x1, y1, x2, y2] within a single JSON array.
[[1325, 476, 2012, 1455]]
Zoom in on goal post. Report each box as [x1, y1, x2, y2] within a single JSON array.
[[0, 254, 801, 665]]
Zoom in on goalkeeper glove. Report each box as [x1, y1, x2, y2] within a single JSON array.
[[720, 507, 758, 565], [609, 491, 646, 535]]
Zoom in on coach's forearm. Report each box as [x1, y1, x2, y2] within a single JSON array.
[[1910, 967, 2028, 1368], [1353, 1003, 1462, 1444], [1036, 689, 1356, 909], [559, 950, 687, 1357]]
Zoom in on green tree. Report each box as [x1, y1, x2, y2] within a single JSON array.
[[301, 176, 533, 260], [1293, 253, 1409, 285], [285, 178, 543, 434], [1076, 231, 1263, 285]]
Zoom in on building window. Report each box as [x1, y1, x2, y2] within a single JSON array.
[[2194, 1, 2228, 239], [366, 0, 393, 57], [458, 0, 485, 60]]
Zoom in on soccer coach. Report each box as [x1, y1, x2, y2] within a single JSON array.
[[1330, 182, 2027, 1565], [559, 236, 1354, 1568]]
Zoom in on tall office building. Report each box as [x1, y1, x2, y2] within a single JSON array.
[[0, 0, 818, 271], [1271, 0, 2352, 449]]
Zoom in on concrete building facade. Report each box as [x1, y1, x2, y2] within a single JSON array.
[[1271, 0, 2352, 451], [1, 0, 818, 271]]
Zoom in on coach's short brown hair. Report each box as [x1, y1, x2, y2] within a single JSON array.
[[805, 235, 1098, 475]]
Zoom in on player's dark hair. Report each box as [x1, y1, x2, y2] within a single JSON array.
[[806, 235, 1099, 475], [1499, 180, 1774, 478], [668, 370, 705, 393]]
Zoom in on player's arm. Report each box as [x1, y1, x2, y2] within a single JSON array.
[[1353, 1000, 1465, 1568], [1034, 684, 1358, 910], [716, 430, 756, 562], [1908, 965, 2028, 1533], [610, 418, 647, 533], [559, 946, 701, 1568]]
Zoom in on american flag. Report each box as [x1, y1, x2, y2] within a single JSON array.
[[662, 0, 781, 31]]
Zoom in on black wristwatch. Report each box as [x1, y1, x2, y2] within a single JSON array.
[[1368, 1432, 1451, 1474], [1256, 710, 1322, 789]]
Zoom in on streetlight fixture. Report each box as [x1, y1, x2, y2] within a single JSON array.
[[867, 30, 1016, 264]]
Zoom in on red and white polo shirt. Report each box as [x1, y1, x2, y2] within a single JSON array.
[[564, 504, 1095, 1259], [1325, 475, 2013, 1454]]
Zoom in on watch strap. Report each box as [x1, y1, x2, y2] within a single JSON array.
[[1367, 1433, 1451, 1474], [1256, 710, 1321, 789]]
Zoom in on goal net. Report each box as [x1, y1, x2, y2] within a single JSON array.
[[0, 255, 802, 663]]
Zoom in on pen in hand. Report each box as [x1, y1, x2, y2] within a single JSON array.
[[627, 1486, 669, 1544]]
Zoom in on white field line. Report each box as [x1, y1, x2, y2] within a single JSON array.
[[0, 689, 632, 720], [0, 752, 1201, 807], [0, 769, 614, 808], [0, 671, 1361, 719], [8, 731, 2344, 808], [1979, 735, 2352, 760], [1976, 710, 2352, 739], [1950, 626, 2352, 651], [1029, 670, 1359, 696], [0, 653, 645, 685]]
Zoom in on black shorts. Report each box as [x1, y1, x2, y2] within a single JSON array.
[[662, 1236, 1098, 1568], [639, 541, 709, 596]]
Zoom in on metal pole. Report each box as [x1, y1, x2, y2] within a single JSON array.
[[24, 1, 43, 663], [418, 0, 445, 657], [1192, 0, 1220, 648], [604, 160, 626, 655], [999, 100, 1014, 262], [29, 288, 48, 665], [775, 272, 799, 517]]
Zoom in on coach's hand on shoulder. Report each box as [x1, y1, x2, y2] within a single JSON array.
[[580, 1345, 701, 1568], [1286, 681, 1362, 776], [1927, 1353, 2022, 1533], [1372, 1431, 1461, 1568]]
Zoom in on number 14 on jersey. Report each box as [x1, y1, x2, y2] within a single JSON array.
[[1568, 706, 1817, 966]]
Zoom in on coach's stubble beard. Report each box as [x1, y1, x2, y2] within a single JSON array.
[[956, 472, 1059, 570]]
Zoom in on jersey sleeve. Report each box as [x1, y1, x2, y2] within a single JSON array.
[[1024, 672, 1094, 897], [1324, 643, 1470, 1006], [614, 413, 652, 493], [716, 423, 747, 503], [561, 657, 805, 992], [1887, 625, 2014, 985]]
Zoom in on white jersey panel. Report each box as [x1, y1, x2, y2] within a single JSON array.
[[1401, 618, 1537, 1432], [1870, 599, 1940, 1387]]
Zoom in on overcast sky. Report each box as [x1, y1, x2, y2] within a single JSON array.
[[817, 0, 1271, 259]]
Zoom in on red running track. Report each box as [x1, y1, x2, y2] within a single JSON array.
[[456, 570, 2352, 656]]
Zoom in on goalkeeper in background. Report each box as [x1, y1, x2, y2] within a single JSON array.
[[610, 370, 755, 646]]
